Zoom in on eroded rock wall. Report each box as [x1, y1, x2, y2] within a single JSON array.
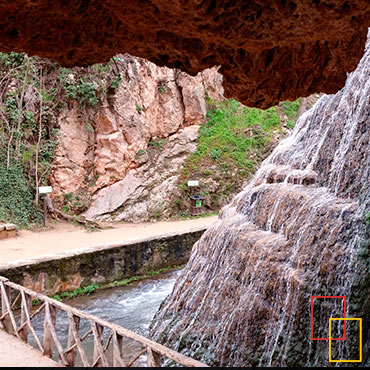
[[1, 1, 370, 107], [149, 33, 370, 366], [84, 125, 201, 222], [49, 54, 223, 217]]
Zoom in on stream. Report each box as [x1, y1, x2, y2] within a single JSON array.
[[28, 269, 181, 365]]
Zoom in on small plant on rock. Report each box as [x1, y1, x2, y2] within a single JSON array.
[[110, 75, 123, 90], [135, 149, 146, 159], [65, 77, 99, 108], [158, 84, 167, 93], [136, 103, 143, 114], [365, 212, 370, 227]]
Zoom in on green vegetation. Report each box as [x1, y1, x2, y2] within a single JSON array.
[[0, 51, 124, 227], [136, 103, 143, 114], [365, 212, 370, 227], [0, 51, 301, 227], [105, 266, 178, 289], [148, 138, 167, 150], [187, 98, 281, 172], [279, 100, 301, 129], [0, 161, 40, 226], [0, 52, 61, 226], [110, 75, 123, 90], [62, 76, 99, 109], [50, 265, 181, 302], [158, 84, 167, 93], [173, 96, 300, 215], [52, 284, 100, 301], [62, 192, 89, 214], [85, 122, 95, 133], [135, 149, 147, 159]]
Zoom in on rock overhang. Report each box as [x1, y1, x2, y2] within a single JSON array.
[[1, 0, 370, 108]]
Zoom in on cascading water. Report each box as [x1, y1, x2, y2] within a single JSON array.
[[149, 31, 370, 366]]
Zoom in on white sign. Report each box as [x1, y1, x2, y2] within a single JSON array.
[[39, 186, 53, 194], [187, 180, 199, 187]]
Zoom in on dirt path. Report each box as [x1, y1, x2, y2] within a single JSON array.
[[0, 216, 218, 366], [0, 330, 59, 367], [0, 216, 218, 267]]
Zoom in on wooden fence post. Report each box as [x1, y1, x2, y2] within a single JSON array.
[[113, 332, 125, 366], [66, 314, 80, 366], [43, 302, 56, 357], [19, 292, 31, 342], [92, 322, 109, 367], [147, 346, 162, 367], [43, 195, 49, 227], [0, 282, 13, 334]]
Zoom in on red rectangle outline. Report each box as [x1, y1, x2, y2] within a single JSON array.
[[310, 296, 347, 340]]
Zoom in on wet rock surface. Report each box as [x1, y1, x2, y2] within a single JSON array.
[[149, 33, 370, 366], [1, 1, 370, 107]]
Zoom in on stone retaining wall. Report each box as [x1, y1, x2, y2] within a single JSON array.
[[0, 228, 205, 296]]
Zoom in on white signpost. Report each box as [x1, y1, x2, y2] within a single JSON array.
[[38, 186, 53, 226], [38, 186, 53, 194], [187, 180, 199, 187]]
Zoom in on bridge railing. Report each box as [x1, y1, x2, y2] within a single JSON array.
[[0, 276, 208, 367]]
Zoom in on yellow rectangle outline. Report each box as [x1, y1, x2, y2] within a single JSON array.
[[329, 318, 362, 363]]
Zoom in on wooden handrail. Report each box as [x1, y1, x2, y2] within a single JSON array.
[[0, 275, 208, 367]]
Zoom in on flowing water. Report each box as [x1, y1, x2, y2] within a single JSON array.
[[149, 31, 370, 367], [27, 269, 181, 365]]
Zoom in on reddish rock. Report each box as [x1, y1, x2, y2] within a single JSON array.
[[49, 55, 223, 199], [84, 125, 201, 222], [1, 1, 369, 107], [49, 103, 95, 197]]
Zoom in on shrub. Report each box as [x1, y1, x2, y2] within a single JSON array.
[[0, 161, 40, 227], [65, 78, 98, 108]]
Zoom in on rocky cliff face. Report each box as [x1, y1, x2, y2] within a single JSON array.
[[84, 125, 201, 222], [1, 1, 370, 108], [149, 33, 370, 366], [49, 54, 223, 219]]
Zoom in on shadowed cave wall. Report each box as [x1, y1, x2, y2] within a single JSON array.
[[1, 0, 370, 108]]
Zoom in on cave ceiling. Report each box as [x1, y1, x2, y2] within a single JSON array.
[[1, 0, 370, 108]]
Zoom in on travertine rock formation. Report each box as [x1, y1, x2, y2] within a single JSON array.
[[150, 32, 370, 366], [49, 54, 223, 215], [1, 1, 370, 107]]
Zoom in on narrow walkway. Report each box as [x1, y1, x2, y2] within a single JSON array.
[[0, 216, 217, 367], [0, 216, 218, 268], [0, 330, 59, 367]]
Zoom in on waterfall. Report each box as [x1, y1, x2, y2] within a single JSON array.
[[149, 31, 370, 367]]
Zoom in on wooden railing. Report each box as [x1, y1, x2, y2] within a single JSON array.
[[0, 276, 208, 367]]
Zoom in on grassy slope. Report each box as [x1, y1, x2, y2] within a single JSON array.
[[172, 97, 300, 216]]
